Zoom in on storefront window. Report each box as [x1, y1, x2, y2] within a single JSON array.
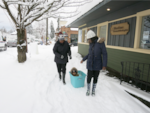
[[140, 15, 150, 49], [99, 25, 107, 39], [78, 29, 82, 43]]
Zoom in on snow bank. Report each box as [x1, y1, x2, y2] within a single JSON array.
[[0, 45, 150, 113]]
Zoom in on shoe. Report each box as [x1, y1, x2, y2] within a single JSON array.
[[63, 73, 66, 85], [86, 83, 91, 96], [92, 91, 95, 96], [86, 90, 90, 96], [92, 83, 97, 96], [59, 72, 61, 80]]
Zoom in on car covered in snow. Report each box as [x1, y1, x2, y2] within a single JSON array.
[[0, 34, 7, 51], [34, 39, 42, 45], [7, 40, 17, 47]]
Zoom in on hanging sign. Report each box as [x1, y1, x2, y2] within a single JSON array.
[[110, 22, 129, 35]]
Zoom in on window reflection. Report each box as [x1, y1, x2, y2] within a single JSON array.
[[140, 15, 150, 49]]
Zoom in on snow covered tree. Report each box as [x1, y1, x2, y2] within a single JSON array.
[[36, 20, 46, 40], [50, 20, 55, 39], [0, 0, 91, 63], [26, 24, 33, 34]]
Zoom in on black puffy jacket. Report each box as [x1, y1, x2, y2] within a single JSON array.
[[53, 41, 71, 64]]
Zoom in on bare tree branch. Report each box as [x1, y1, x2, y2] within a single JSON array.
[[0, 0, 92, 28], [2, 0, 18, 25], [0, 4, 6, 9]]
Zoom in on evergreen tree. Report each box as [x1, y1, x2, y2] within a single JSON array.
[[50, 21, 55, 39]]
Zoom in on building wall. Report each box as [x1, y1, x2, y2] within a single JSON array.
[[61, 26, 78, 43], [59, 21, 67, 27], [86, 1, 150, 28], [78, 43, 150, 82], [78, 43, 89, 57], [107, 17, 136, 48], [77, 2, 150, 83]]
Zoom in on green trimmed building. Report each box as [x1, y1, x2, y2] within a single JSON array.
[[67, 0, 150, 84]]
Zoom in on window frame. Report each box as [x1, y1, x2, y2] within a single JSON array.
[[97, 22, 108, 45], [134, 9, 150, 50], [78, 9, 150, 55], [81, 28, 87, 43]]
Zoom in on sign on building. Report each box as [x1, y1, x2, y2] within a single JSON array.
[[110, 22, 129, 35]]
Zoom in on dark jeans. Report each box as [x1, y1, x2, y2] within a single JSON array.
[[56, 63, 66, 74], [87, 70, 100, 84]]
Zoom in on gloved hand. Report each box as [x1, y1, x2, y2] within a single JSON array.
[[61, 55, 64, 59], [70, 56, 72, 59]]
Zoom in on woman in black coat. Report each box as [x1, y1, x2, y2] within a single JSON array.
[[53, 35, 72, 84]]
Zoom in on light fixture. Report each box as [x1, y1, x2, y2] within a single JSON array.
[[107, 8, 110, 11]]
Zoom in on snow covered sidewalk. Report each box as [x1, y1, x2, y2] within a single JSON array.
[[0, 44, 150, 113]]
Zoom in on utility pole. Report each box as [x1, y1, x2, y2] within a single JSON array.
[[24, 29, 28, 53], [46, 0, 48, 45], [57, 18, 60, 31], [46, 18, 48, 45]]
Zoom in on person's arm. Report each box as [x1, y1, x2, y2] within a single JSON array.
[[83, 54, 89, 61], [101, 42, 107, 69], [81, 54, 89, 63], [67, 42, 72, 59], [68, 43, 71, 56], [53, 43, 61, 58]]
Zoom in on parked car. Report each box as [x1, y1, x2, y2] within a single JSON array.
[[0, 35, 7, 51], [7, 40, 17, 47], [70, 41, 78, 47], [34, 39, 41, 45], [27, 37, 31, 44]]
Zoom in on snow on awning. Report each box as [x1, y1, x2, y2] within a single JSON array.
[[70, 28, 78, 31]]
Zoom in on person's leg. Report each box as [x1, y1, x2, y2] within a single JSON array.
[[61, 63, 66, 74], [86, 70, 93, 96], [56, 63, 62, 80], [92, 71, 100, 96], [87, 70, 93, 84], [61, 63, 67, 84]]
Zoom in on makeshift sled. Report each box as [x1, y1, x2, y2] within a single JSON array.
[[69, 71, 86, 88]]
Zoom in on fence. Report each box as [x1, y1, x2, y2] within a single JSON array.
[[120, 61, 150, 92]]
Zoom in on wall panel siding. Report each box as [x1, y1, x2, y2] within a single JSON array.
[[107, 17, 136, 48], [78, 43, 89, 57], [107, 48, 150, 82]]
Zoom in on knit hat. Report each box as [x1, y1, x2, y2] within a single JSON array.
[[87, 30, 96, 39]]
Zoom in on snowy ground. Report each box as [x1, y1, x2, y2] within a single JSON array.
[[0, 43, 150, 113]]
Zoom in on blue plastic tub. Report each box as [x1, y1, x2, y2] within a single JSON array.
[[69, 71, 87, 88]]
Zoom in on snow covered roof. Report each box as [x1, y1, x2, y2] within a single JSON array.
[[67, 0, 141, 28], [66, 0, 103, 27], [11, 31, 17, 35], [70, 28, 78, 31], [27, 34, 36, 38], [10, 31, 35, 38]]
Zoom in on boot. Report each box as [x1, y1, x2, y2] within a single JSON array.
[[92, 83, 97, 96], [86, 83, 90, 96], [59, 72, 61, 80], [63, 73, 66, 85]]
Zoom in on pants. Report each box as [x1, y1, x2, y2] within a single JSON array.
[[87, 70, 100, 84], [56, 63, 66, 74]]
